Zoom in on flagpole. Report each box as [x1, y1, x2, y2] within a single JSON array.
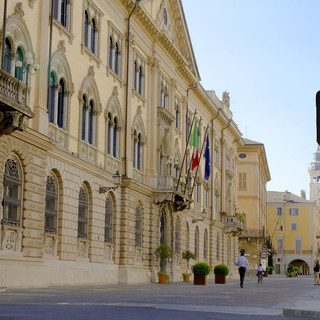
[[175, 109, 197, 191], [189, 124, 209, 198]]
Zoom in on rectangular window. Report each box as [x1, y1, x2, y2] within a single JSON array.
[[291, 223, 297, 231], [276, 207, 282, 216], [295, 238, 301, 250], [205, 189, 209, 208], [289, 208, 298, 216], [239, 172, 247, 189]]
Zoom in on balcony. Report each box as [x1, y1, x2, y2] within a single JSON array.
[[223, 215, 246, 235], [0, 69, 33, 136], [151, 175, 191, 212]]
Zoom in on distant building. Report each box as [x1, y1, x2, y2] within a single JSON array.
[[237, 138, 271, 273], [309, 146, 320, 206], [267, 191, 320, 274]]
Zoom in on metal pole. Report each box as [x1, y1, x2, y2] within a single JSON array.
[[1, 0, 8, 70]]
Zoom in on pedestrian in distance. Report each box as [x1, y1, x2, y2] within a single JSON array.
[[313, 259, 320, 285], [235, 249, 248, 288], [257, 264, 264, 284]]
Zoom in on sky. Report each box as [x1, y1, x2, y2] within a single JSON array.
[[182, 0, 320, 199]]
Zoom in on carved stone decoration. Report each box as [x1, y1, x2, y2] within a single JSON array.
[[44, 234, 58, 256], [57, 40, 66, 54], [104, 244, 114, 262], [28, 0, 37, 9], [88, 65, 95, 77], [14, 3, 25, 18], [135, 247, 143, 264], [1, 227, 22, 253], [222, 91, 230, 108], [77, 240, 89, 259]]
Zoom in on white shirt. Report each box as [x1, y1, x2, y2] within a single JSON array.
[[235, 256, 248, 267], [257, 266, 264, 272]]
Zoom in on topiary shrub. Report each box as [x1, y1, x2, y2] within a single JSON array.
[[214, 264, 229, 276], [192, 262, 211, 275]]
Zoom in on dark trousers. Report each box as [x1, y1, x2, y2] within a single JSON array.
[[239, 267, 246, 286]]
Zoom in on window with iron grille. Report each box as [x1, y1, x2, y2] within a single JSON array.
[[78, 187, 88, 239], [3, 158, 22, 226], [104, 197, 113, 243], [135, 205, 142, 247], [175, 220, 180, 253], [45, 176, 58, 234]]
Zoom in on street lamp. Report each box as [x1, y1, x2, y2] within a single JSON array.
[[192, 209, 207, 224], [99, 170, 122, 193], [15, 52, 39, 85]]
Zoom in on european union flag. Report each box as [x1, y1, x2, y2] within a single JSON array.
[[204, 134, 210, 180]]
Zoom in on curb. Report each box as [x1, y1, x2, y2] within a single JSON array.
[[283, 308, 320, 319]]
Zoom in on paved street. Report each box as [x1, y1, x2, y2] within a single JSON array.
[[0, 274, 319, 320]]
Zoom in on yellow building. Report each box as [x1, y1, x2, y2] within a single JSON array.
[[267, 191, 320, 274], [0, 0, 248, 287], [236, 138, 271, 272]]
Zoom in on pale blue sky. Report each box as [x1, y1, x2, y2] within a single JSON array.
[[182, 0, 320, 199]]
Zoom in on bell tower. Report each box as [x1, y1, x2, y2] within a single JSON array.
[[308, 146, 320, 205]]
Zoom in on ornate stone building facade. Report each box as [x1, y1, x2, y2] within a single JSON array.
[[0, 0, 246, 287]]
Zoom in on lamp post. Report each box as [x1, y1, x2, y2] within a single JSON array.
[[99, 171, 122, 194], [15, 52, 40, 86]]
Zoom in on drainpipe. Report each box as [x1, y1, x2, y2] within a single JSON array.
[[210, 108, 221, 220], [124, 0, 141, 177], [220, 118, 232, 222], [47, 0, 54, 111], [1, 0, 7, 70]]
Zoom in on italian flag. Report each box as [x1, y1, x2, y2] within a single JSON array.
[[190, 120, 199, 170], [278, 216, 284, 232]]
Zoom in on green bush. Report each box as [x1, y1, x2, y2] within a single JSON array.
[[214, 264, 229, 275], [287, 265, 294, 273], [286, 271, 296, 277], [192, 262, 210, 275], [268, 266, 274, 271]]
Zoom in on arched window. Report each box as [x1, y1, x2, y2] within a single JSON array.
[[49, 73, 55, 123], [15, 47, 24, 81], [78, 187, 88, 239], [57, 79, 65, 128], [216, 234, 220, 260], [160, 211, 165, 245], [114, 43, 119, 75], [113, 118, 117, 158], [204, 229, 208, 259], [194, 228, 199, 258], [84, 11, 89, 48], [3, 158, 22, 226], [135, 205, 142, 247], [81, 95, 86, 141], [175, 106, 180, 130], [104, 196, 113, 243], [107, 113, 112, 155], [134, 61, 137, 91], [88, 100, 94, 144], [138, 65, 143, 95], [91, 19, 96, 53], [175, 220, 180, 253], [4, 38, 12, 74], [45, 176, 58, 234], [109, 37, 113, 69], [137, 133, 142, 170]]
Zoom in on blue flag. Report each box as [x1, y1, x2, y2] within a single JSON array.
[[204, 134, 210, 180]]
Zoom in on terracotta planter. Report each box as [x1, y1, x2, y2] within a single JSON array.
[[182, 273, 191, 282], [158, 274, 167, 283], [215, 274, 226, 284], [193, 274, 207, 285], [263, 271, 268, 277]]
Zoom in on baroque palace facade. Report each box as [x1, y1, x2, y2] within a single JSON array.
[[0, 0, 251, 287]]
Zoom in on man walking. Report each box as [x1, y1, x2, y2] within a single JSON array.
[[235, 249, 248, 288]]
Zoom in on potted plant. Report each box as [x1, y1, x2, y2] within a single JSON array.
[[181, 250, 196, 282], [192, 262, 210, 285], [213, 264, 229, 284], [157, 271, 170, 283], [293, 266, 299, 276], [155, 244, 173, 283], [267, 266, 274, 275]]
